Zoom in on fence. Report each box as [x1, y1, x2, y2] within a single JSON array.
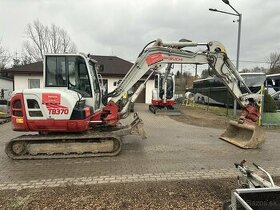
[[189, 86, 280, 126]]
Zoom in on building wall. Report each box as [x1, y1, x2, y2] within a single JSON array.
[[106, 77, 120, 94], [104, 77, 153, 104], [14, 74, 44, 91], [0, 78, 13, 99]]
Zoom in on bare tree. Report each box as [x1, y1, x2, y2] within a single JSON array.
[[0, 40, 10, 70], [268, 52, 280, 74], [23, 20, 77, 61], [12, 54, 32, 68]]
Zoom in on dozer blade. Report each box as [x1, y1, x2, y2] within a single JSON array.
[[155, 109, 181, 116], [149, 105, 181, 116], [220, 120, 265, 149]]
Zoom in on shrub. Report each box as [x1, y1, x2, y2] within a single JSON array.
[[263, 91, 277, 113]]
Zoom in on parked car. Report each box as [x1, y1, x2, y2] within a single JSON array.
[[271, 91, 280, 111], [0, 99, 9, 114]]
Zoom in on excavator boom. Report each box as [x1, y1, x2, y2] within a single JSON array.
[[110, 39, 264, 148]]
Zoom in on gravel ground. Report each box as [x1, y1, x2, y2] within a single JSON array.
[[1, 105, 279, 209], [0, 177, 280, 209], [170, 105, 230, 129], [1, 177, 279, 210]]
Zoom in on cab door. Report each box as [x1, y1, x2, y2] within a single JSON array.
[[88, 61, 102, 110]]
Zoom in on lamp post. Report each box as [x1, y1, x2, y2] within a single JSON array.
[[209, 0, 242, 116]]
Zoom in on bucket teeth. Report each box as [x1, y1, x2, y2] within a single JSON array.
[[220, 120, 265, 149]]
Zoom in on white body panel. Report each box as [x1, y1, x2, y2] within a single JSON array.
[[14, 88, 80, 120]]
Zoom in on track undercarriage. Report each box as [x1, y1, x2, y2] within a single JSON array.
[[6, 114, 146, 160]]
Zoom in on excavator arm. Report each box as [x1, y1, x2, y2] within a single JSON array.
[[107, 39, 258, 115], [104, 38, 264, 149]]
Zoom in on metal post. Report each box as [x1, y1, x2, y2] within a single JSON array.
[[181, 64, 183, 96], [233, 13, 242, 116], [209, 2, 242, 117], [236, 14, 242, 70]]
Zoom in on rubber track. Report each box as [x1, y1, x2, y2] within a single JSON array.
[[6, 113, 145, 160], [5, 131, 122, 160]]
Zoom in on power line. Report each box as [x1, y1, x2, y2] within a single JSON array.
[[232, 60, 270, 64]]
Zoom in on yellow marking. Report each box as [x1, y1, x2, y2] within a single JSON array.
[[16, 118, 24, 124], [220, 46, 226, 53]]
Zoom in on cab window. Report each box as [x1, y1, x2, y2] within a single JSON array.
[[68, 56, 92, 97], [46, 56, 66, 87]]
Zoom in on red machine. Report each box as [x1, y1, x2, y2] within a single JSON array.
[[149, 72, 179, 115]]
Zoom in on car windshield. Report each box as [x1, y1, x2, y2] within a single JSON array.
[[242, 74, 266, 87]]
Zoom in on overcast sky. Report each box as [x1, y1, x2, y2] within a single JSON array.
[[1, 0, 280, 72]]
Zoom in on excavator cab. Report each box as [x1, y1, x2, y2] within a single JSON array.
[[45, 54, 102, 111]]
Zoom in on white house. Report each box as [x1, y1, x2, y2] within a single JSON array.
[[0, 76, 13, 99], [5, 55, 154, 104]]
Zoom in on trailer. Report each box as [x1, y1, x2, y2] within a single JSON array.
[[223, 160, 280, 210]]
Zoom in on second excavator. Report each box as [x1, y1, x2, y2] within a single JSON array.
[[149, 69, 181, 115]]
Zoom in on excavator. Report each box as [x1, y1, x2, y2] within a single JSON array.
[[7, 38, 265, 159], [149, 70, 179, 115]]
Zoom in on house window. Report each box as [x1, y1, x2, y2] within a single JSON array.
[[28, 79, 40, 89]]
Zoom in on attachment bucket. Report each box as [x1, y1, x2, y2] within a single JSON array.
[[220, 120, 265, 149]]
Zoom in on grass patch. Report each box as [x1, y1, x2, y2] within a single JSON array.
[[181, 103, 238, 119], [262, 112, 280, 125]]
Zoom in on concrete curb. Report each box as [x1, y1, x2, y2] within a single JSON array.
[[1, 167, 280, 190]]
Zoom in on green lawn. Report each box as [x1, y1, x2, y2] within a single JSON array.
[[262, 112, 280, 125], [181, 102, 280, 126]]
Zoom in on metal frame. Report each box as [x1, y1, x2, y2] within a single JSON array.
[[230, 188, 280, 210], [227, 161, 280, 210]]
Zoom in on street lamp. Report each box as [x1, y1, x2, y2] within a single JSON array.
[[209, 0, 242, 115]]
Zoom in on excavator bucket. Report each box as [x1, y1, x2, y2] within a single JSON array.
[[220, 120, 265, 149]]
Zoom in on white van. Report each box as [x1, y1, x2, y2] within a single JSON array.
[[0, 99, 9, 114]]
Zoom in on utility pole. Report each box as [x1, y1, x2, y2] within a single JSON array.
[[209, 0, 242, 116]]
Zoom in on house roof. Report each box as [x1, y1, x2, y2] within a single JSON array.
[[0, 76, 13, 82], [4, 55, 136, 77], [3, 62, 43, 74], [90, 55, 133, 76]]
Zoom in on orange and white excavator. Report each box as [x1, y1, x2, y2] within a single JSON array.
[[7, 38, 265, 159]]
